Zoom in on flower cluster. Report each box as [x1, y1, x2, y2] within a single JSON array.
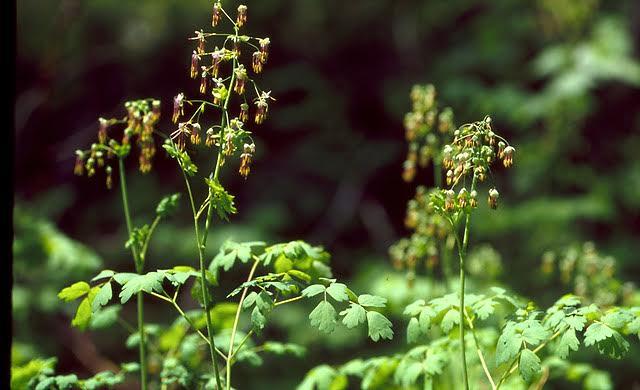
[[169, 3, 273, 179], [431, 115, 514, 215], [541, 242, 636, 306], [389, 186, 456, 280], [402, 84, 455, 182], [74, 99, 161, 188]]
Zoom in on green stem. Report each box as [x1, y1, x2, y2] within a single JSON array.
[[464, 310, 496, 390], [226, 258, 261, 387], [117, 158, 147, 390], [181, 168, 223, 389], [456, 175, 476, 390]]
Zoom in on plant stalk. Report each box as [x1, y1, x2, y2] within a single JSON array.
[[181, 168, 223, 389], [456, 175, 476, 390], [226, 258, 261, 388], [118, 158, 147, 390]]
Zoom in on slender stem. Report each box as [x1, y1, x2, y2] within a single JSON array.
[[274, 295, 304, 306], [228, 329, 254, 363], [463, 310, 496, 390], [455, 175, 476, 390], [180, 168, 223, 389], [140, 215, 161, 262], [226, 258, 261, 387], [117, 158, 147, 390], [495, 330, 562, 389]]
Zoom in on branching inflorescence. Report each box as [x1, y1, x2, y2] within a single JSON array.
[[54, 3, 394, 390]]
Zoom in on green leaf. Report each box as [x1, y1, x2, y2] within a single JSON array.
[[91, 270, 115, 282], [89, 306, 122, 330], [519, 349, 541, 382], [584, 322, 614, 346], [72, 286, 100, 330], [564, 315, 587, 331], [404, 299, 426, 316], [357, 294, 387, 308], [407, 317, 421, 344], [309, 301, 337, 333], [163, 141, 197, 175], [419, 306, 437, 331], [496, 322, 523, 366], [367, 311, 394, 341], [298, 365, 337, 390], [243, 291, 258, 309], [340, 303, 366, 329], [156, 193, 180, 217], [302, 284, 326, 298], [255, 291, 273, 312], [472, 299, 497, 320], [91, 282, 112, 312], [119, 272, 165, 304], [556, 328, 580, 359], [113, 273, 138, 285], [395, 360, 423, 388], [205, 178, 237, 221], [251, 306, 267, 330], [521, 319, 549, 345], [58, 281, 90, 302], [440, 309, 460, 334], [288, 270, 312, 283], [326, 283, 348, 302]]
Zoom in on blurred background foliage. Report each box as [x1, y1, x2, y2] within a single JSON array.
[[14, 0, 640, 388]]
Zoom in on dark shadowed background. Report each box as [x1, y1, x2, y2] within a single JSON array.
[[13, 0, 640, 388]]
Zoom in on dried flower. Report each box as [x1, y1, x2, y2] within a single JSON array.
[[237, 5, 247, 27], [211, 51, 222, 78], [190, 123, 202, 145], [445, 190, 455, 212], [223, 131, 235, 156], [200, 69, 209, 94], [402, 160, 416, 182], [488, 188, 499, 209], [172, 93, 185, 123], [259, 37, 270, 60], [254, 92, 274, 124], [239, 103, 249, 122], [252, 52, 264, 73], [503, 146, 514, 168], [469, 190, 478, 208], [171, 122, 191, 150], [212, 1, 221, 26], [234, 65, 247, 94], [239, 143, 255, 178], [205, 127, 217, 147], [105, 165, 113, 189], [97, 118, 108, 144], [191, 51, 200, 79], [74, 150, 84, 176]]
